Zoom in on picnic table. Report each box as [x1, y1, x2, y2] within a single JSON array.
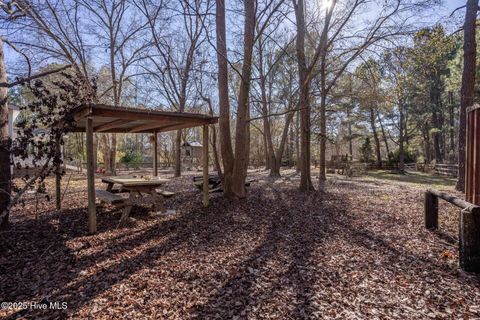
[[99, 176, 170, 223]]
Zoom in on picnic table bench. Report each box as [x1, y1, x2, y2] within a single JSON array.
[[98, 176, 172, 224]]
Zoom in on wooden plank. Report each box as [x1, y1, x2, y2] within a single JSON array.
[[86, 117, 97, 233], [102, 177, 169, 187], [466, 107, 475, 202], [474, 108, 480, 204], [128, 120, 176, 133], [203, 124, 209, 207], [94, 119, 132, 132], [153, 130, 158, 176], [95, 189, 125, 205], [156, 190, 176, 198], [156, 122, 206, 133]]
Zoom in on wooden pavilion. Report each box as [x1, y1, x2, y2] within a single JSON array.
[[66, 104, 218, 233]]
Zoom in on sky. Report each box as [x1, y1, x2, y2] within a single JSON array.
[[2, 0, 471, 81]]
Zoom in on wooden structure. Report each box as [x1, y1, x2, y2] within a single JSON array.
[[424, 189, 480, 272], [65, 104, 217, 233], [466, 104, 480, 204], [100, 176, 169, 223], [181, 141, 203, 167], [424, 104, 480, 272]]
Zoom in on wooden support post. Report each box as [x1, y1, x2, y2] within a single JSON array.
[[424, 191, 438, 229], [459, 207, 480, 272], [86, 117, 96, 233], [153, 130, 158, 177], [202, 124, 209, 207], [55, 137, 61, 210]]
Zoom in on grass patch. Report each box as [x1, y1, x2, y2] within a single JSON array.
[[366, 170, 456, 188]]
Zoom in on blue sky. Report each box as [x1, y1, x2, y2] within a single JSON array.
[[3, 0, 470, 79]]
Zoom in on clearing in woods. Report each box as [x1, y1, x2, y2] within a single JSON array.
[[1, 169, 478, 319]]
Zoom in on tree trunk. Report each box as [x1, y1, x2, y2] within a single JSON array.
[[215, 0, 235, 198], [288, 123, 294, 166], [260, 76, 276, 175], [431, 108, 443, 163], [0, 37, 11, 228], [230, 0, 255, 198], [448, 91, 455, 160], [295, 109, 300, 172], [263, 129, 270, 170], [174, 130, 181, 176], [347, 107, 353, 157], [399, 101, 405, 173], [377, 111, 390, 155], [211, 125, 223, 179], [101, 134, 111, 173], [319, 90, 326, 181], [423, 126, 432, 163], [370, 108, 381, 168], [272, 111, 295, 176], [457, 0, 478, 192], [293, 0, 313, 190], [110, 134, 116, 175]]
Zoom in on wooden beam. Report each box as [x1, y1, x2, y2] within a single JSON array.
[[74, 105, 93, 121], [153, 130, 158, 176], [157, 122, 206, 133], [92, 105, 216, 125], [86, 117, 97, 233], [203, 124, 209, 207], [128, 120, 174, 133], [427, 188, 478, 210], [94, 119, 131, 132]]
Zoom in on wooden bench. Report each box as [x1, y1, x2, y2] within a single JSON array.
[[156, 190, 176, 198], [95, 189, 126, 205]]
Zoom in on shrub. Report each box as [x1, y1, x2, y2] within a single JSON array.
[[359, 137, 374, 163], [120, 151, 143, 169], [387, 146, 416, 166]]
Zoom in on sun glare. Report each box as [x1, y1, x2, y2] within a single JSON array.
[[320, 0, 333, 11]]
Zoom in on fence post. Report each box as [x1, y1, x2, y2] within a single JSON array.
[[424, 191, 438, 229], [459, 207, 480, 272]]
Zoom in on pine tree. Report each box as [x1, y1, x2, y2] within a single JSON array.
[[359, 137, 374, 163]]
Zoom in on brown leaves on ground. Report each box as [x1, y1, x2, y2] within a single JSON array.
[[1, 169, 479, 319]]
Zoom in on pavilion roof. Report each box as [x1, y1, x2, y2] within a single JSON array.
[[69, 104, 218, 133]]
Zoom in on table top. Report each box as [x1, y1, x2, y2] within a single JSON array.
[[101, 176, 169, 187]]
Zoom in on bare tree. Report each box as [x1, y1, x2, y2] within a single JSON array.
[[136, 0, 205, 177], [82, 0, 149, 174], [291, 0, 434, 188], [253, 32, 297, 177]]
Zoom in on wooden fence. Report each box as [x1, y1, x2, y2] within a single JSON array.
[[408, 163, 458, 178], [425, 188, 480, 272]]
